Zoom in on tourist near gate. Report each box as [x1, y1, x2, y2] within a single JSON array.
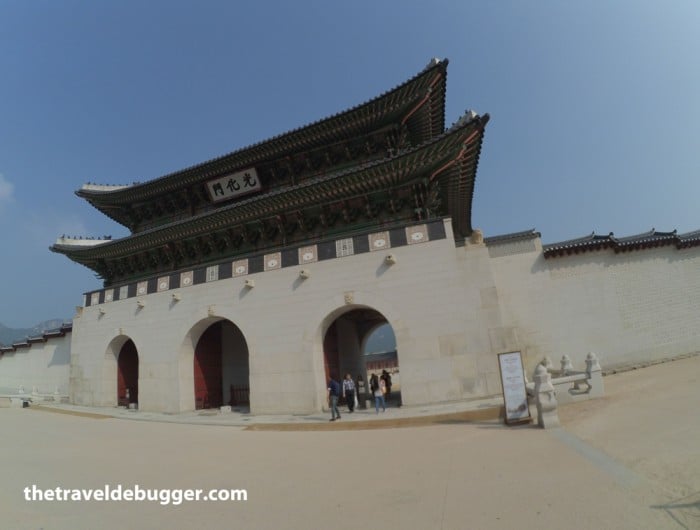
[[30, 58, 700, 415]]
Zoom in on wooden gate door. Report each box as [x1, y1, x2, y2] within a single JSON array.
[[117, 340, 139, 404], [194, 322, 223, 409]]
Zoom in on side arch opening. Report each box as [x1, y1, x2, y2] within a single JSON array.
[[193, 320, 249, 410]]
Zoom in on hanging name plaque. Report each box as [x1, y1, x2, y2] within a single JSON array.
[[206, 167, 261, 203]]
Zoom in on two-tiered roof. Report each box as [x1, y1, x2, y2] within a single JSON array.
[[51, 59, 489, 286]]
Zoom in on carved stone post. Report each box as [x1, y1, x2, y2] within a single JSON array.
[[560, 355, 573, 375], [585, 352, 601, 374], [534, 364, 560, 428], [585, 352, 604, 399]]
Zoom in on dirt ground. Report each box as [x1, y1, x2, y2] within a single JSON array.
[[1, 356, 698, 530]]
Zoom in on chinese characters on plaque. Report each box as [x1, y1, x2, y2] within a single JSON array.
[[206, 167, 261, 203]]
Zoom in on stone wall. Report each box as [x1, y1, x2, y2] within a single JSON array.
[[486, 234, 700, 375], [0, 334, 71, 394], [6, 219, 698, 415]]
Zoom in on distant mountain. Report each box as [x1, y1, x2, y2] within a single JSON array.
[[0, 319, 67, 347]]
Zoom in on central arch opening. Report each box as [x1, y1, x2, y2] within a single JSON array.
[[323, 308, 399, 408], [194, 320, 249, 410]]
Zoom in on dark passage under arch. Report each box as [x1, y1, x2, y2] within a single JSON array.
[[118, 339, 138, 405], [194, 320, 249, 410]]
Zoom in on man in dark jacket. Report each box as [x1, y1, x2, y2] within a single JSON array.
[[327, 376, 341, 421], [381, 370, 392, 401]]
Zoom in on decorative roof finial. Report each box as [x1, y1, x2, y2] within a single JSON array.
[[424, 57, 442, 70]]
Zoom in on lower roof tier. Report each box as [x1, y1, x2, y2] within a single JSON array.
[[51, 113, 488, 285]]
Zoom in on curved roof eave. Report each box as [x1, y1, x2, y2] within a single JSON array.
[[51, 112, 488, 266], [76, 59, 449, 211]]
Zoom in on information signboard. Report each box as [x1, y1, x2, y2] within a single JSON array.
[[498, 351, 531, 425]]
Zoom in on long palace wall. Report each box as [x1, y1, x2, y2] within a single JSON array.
[[485, 234, 700, 375], [0, 334, 71, 394]]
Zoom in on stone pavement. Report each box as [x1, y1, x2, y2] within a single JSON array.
[[1, 355, 698, 529]]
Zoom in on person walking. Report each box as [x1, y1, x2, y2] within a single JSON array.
[[381, 370, 392, 402], [327, 376, 341, 421], [342, 373, 356, 413], [370, 373, 379, 396], [373, 376, 386, 413]]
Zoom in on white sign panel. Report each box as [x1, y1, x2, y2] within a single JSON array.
[[498, 351, 531, 424], [206, 167, 261, 203]]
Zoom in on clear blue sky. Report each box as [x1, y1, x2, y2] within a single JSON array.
[[1, 1, 698, 328]]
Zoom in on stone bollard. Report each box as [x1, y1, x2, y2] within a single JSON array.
[[585, 352, 601, 374], [534, 364, 560, 428], [541, 356, 553, 371], [585, 352, 604, 399], [560, 355, 573, 375]]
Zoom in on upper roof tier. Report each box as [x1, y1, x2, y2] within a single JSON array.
[[77, 59, 450, 232]]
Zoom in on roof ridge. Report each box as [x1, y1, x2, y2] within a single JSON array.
[[483, 228, 540, 244], [77, 59, 449, 198], [544, 227, 700, 258]]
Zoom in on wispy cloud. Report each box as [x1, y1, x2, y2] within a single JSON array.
[[0, 173, 14, 203]]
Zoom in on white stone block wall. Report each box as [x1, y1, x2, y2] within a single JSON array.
[[0, 335, 70, 394], [487, 236, 700, 375]]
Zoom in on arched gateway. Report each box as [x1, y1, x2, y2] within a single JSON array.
[[192, 320, 249, 410], [104, 335, 140, 408], [323, 308, 398, 402]]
